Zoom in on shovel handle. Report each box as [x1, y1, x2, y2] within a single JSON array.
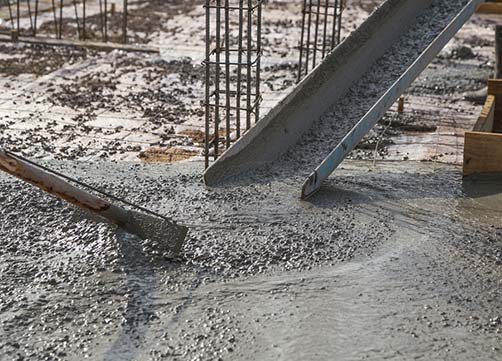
[[0, 150, 129, 226]]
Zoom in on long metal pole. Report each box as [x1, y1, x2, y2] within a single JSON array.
[[236, 0, 244, 139], [337, 0, 343, 44], [331, 0, 338, 49], [214, 0, 221, 158], [51, 0, 58, 37], [304, 0, 312, 77], [27, 0, 34, 35], [59, 0, 63, 39], [82, 0, 86, 39], [16, 0, 20, 34], [73, 0, 81, 39], [312, 0, 321, 67], [255, 1, 261, 123], [297, 0, 307, 83], [246, 0, 252, 130], [224, 0, 231, 148], [104, 0, 108, 41], [0, 149, 187, 254], [7, 0, 14, 29], [204, 0, 211, 168], [33, 0, 39, 36], [122, 0, 128, 44], [322, 0, 329, 58]]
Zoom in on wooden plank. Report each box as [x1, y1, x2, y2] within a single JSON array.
[[463, 131, 502, 176], [474, 95, 495, 132], [0, 33, 159, 54], [487, 80, 502, 132], [487, 79, 502, 95], [477, 3, 502, 14]]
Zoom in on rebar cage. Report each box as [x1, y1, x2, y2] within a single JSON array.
[[203, 0, 263, 168], [298, 0, 344, 83], [0, 0, 129, 43]]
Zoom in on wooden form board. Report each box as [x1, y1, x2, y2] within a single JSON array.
[[473, 95, 495, 132], [487, 79, 502, 132], [464, 131, 502, 176], [477, 0, 502, 14], [463, 79, 502, 176]]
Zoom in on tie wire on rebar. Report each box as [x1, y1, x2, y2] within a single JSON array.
[[203, 0, 264, 169]]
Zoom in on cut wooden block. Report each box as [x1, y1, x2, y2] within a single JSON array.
[[464, 131, 502, 176], [473, 95, 495, 132]]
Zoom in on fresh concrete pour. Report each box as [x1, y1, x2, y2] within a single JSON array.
[[204, 0, 483, 196], [1, 160, 501, 360], [1, 1, 502, 361]]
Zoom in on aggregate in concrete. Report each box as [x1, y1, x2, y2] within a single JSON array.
[[0, 160, 501, 360]]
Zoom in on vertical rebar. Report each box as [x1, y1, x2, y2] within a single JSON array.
[[27, 0, 34, 35], [321, 0, 329, 58], [312, 0, 321, 68], [122, 0, 128, 43], [99, 0, 104, 40], [73, 0, 81, 39], [331, 0, 338, 49], [7, 0, 15, 29], [337, 0, 343, 44], [51, 0, 58, 37], [297, 0, 307, 83], [33, 0, 39, 36], [204, 0, 211, 168], [214, 0, 221, 158], [304, 0, 312, 77], [224, 0, 231, 148], [246, 0, 252, 130], [236, 0, 244, 139], [16, 0, 20, 34], [104, 0, 108, 42], [82, 0, 86, 39], [255, 1, 261, 123], [59, 0, 63, 39]]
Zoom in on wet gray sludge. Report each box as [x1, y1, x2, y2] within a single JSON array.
[[1, 160, 501, 360], [1, 1, 501, 360]]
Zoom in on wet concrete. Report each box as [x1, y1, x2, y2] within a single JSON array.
[[0, 159, 501, 360]]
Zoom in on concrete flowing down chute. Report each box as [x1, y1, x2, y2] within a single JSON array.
[[204, 0, 484, 199]]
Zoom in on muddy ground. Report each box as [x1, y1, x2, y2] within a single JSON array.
[[1, 0, 502, 360]]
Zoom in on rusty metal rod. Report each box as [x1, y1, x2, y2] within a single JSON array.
[[33, 0, 39, 36], [122, 0, 128, 43], [322, 0, 329, 58], [246, 0, 252, 129], [298, 0, 307, 83], [204, 0, 211, 168], [236, 0, 244, 139], [224, 0, 231, 148], [255, 0, 261, 123], [304, 0, 312, 77], [214, 0, 222, 159]]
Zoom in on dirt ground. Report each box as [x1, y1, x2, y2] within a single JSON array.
[[0, 0, 495, 163], [0, 0, 502, 360]]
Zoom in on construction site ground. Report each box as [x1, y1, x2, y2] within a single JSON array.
[[0, 1, 501, 360]]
